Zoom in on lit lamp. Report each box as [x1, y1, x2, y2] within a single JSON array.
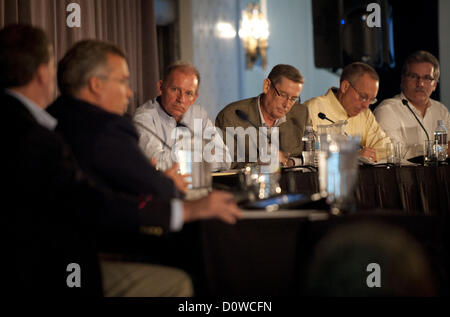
[[238, 3, 269, 70]]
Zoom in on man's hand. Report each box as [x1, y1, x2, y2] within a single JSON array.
[[164, 163, 190, 193], [279, 151, 294, 167], [359, 147, 377, 162], [183, 191, 242, 224]]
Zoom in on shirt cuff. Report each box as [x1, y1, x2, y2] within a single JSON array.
[[292, 157, 303, 166], [170, 199, 184, 231]]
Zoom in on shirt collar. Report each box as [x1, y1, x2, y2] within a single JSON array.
[[400, 92, 432, 117], [329, 87, 350, 119], [257, 95, 287, 127], [5, 89, 57, 130], [155, 96, 192, 127]]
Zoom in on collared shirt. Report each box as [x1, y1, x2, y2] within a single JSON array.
[[257, 95, 303, 166], [133, 97, 231, 171], [5, 89, 57, 130], [305, 87, 391, 160], [257, 95, 287, 128], [374, 92, 450, 159]]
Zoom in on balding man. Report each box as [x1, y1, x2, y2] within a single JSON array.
[[305, 62, 391, 162]]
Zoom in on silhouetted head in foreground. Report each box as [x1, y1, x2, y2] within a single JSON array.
[[306, 222, 436, 296]]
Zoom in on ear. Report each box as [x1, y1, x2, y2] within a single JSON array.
[[340, 80, 350, 94], [192, 90, 199, 103], [262, 78, 271, 94], [431, 79, 437, 93], [35, 63, 49, 86], [157, 80, 164, 95], [87, 76, 104, 96]]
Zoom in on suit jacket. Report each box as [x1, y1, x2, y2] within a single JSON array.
[[215, 95, 310, 168], [4, 92, 102, 296], [5, 92, 173, 296], [47, 95, 180, 201]]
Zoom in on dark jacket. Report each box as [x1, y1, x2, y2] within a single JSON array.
[[5, 92, 172, 296], [5, 92, 102, 296], [47, 95, 180, 201]]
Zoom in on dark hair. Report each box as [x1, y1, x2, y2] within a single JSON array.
[[340, 62, 379, 84], [402, 50, 440, 81], [0, 24, 51, 88], [58, 39, 125, 96], [268, 64, 304, 85], [162, 60, 201, 88]]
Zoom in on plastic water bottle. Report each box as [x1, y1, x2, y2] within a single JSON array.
[[434, 120, 448, 162], [302, 125, 316, 165]]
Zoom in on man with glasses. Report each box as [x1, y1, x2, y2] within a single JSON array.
[[216, 64, 309, 168], [374, 51, 450, 159], [134, 61, 230, 172], [305, 62, 390, 162]]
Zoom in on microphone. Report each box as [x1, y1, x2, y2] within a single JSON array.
[[235, 109, 271, 143], [401, 99, 430, 141], [235, 109, 286, 153], [318, 112, 335, 124], [236, 110, 259, 129], [134, 121, 173, 150]]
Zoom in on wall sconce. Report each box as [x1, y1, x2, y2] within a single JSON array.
[[238, 3, 269, 70]]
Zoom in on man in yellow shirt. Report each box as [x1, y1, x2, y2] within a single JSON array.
[[304, 62, 390, 162]]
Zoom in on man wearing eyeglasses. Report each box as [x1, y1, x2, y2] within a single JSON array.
[[215, 64, 309, 168], [305, 62, 390, 162], [374, 51, 450, 159]]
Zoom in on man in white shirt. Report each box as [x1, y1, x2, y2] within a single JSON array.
[[374, 51, 450, 159], [134, 61, 231, 171]]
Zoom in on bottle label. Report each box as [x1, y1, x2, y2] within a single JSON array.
[[435, 133, 447, 144], [302, 140, 314, 151]]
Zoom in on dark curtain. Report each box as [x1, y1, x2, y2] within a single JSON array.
[[0, 0, 159, 114]]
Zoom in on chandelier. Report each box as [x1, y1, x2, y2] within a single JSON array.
[[238, 3, 269, 70]]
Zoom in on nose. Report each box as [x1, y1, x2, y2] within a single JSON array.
[[361, 100, 370, 109], [415, 77, 425, 87], [127, 86, 133, 98], [176, 91, 186, 103]]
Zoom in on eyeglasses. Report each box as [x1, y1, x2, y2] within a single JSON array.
[[271, 81, 300, 104], [348, 81, 377, 105], [405, 73, 435, 84]]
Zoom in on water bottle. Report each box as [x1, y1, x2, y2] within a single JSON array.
[[302, 125, 316, 166], [434, 120, 448, 162]]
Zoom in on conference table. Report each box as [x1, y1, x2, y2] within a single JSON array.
[[147, 165, 450, 296], [213, 165, 450, 216]]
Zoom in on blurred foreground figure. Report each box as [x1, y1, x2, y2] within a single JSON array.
[[305, 222, 436, 296]]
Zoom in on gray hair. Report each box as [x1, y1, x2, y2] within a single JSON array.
[[268, 64, 304, 85], [340, 62, 379, 85], [162, 60, 201, 88], [57, 39, 125, 95], [402, 50, 440, 81]]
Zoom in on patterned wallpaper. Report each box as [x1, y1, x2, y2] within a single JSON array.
[[191, 0, 242, 121]]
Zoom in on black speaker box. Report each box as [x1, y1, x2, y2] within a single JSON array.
[[312, 0, 394, 69]]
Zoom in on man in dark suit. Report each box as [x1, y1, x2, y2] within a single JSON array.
[[3, 24, 240, 296], [216, 64, 310, 169], [2, 23, 106, 296], [47, 39, 242, 295]]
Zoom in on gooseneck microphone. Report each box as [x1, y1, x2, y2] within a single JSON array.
[[235, 109, 272, 145], [134, 121, 172, 150], [318, 112, 354, 142], [318, 112, 335, 124], [401, 99, 430, 141], [236, 110, 259, 129]]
